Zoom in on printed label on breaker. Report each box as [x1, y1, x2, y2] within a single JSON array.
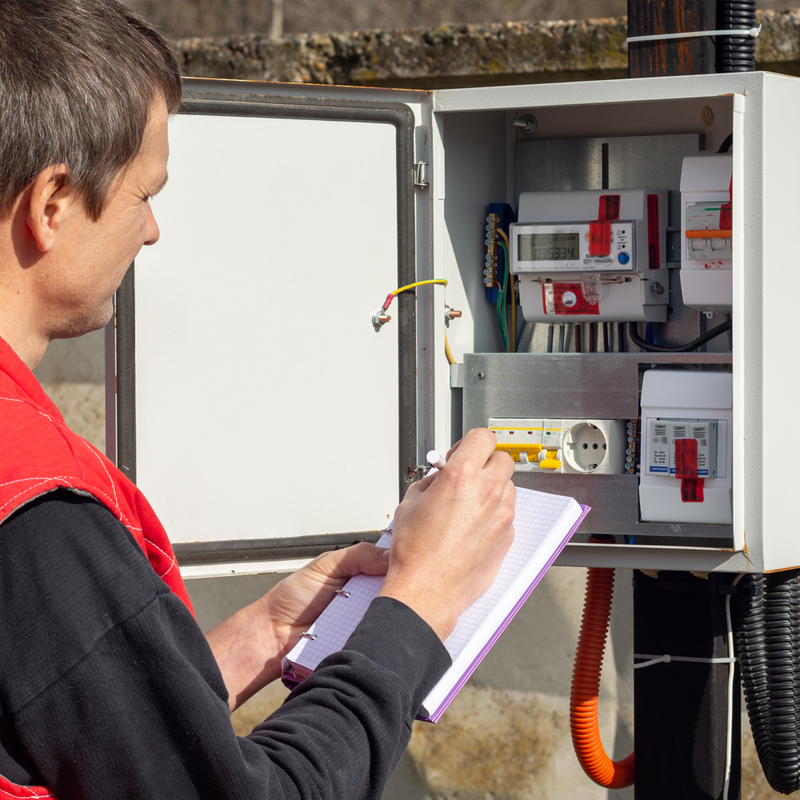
[[645, 418, 718, 477], [648, 421, 670, 472]]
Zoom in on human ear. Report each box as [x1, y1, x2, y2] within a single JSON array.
[[26, 165, 71, 253]]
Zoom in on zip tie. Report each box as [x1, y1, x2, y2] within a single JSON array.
[[632, 652, 736, 669], [627, 25, 761, 43]]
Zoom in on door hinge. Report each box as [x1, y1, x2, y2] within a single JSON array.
[[413, 161, 429, 188]]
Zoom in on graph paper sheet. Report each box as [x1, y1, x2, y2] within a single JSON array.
[[282, 489, 588, 722]]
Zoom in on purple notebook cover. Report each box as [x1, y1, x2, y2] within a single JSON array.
[[417, 503, 590, 722]]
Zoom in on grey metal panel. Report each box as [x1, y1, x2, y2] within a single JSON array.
[[608, 134, 703, 190], [515, 133, 702, 197], [514, 138, 602, 194], [462, 352, 733, 543], [462, 352, 732, 423], [512, 472, 731, 542]]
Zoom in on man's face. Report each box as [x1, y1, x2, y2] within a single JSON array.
[[37, 97, 169, 339]]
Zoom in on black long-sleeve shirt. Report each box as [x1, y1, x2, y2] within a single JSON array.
[[0, 490, 450, 799]]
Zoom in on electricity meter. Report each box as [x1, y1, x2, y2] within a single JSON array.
[[680, 153, 733, 314], [510, 189, 668, 323]]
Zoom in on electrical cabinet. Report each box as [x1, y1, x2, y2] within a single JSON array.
[[113, 72, 800, 577]]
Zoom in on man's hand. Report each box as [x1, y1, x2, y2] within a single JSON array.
[[206, 542, 389, 710], [207, 427, 514, 708], [378, 428, 515, 641]]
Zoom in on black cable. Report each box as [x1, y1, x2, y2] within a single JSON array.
[[718, 133, 733, 154], [733, 572, 800, 794], [716, 0, 756, 73], [627, 319, 731, 353]]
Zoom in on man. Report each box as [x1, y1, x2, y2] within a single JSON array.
[[0, 1, 516, 798]]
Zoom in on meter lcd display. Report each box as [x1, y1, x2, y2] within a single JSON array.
[[518, 232, 579, 261]]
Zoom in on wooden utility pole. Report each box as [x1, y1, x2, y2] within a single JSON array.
[[628, 0, 717, 77]]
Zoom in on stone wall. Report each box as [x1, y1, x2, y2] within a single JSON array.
[[172, 10, 800, 88]]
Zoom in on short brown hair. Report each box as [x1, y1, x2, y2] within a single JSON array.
[[0, 0, 181, 220]]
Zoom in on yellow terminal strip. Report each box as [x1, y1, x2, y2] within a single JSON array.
[[539, 449, 562, 470]]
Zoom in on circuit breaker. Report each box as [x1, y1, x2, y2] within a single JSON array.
[[510, 189, 668, 323], [638, 369, 732, 525], [680, 153, 733, 314]]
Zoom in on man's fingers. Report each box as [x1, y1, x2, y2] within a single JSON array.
[[310, 541, 389, 581], [484, 447, 515, 478], [444, 438, 462, 461], [445, 427, 498, 469]]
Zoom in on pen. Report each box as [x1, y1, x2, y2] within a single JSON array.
[[427, 450, 446, 470]]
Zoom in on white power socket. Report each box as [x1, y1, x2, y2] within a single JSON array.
[[489, 417, 627, 474]]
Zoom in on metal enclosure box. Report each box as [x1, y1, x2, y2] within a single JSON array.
[[114, 72, 800, 576]]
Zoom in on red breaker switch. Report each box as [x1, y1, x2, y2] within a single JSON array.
[[675, 438, 704, 503]]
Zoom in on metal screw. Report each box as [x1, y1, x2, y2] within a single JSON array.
[[512, 114, 537, 135], [477, 371, 486, 380]]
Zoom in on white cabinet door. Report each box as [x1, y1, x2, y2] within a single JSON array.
[[115, 82, 430, 571]]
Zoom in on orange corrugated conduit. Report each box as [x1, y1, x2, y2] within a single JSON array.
[[570, 564, 635, 789]]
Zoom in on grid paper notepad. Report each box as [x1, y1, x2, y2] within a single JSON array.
[[281, 487, 589, 723]]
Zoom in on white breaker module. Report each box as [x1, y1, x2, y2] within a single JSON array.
[[680, 153, 733, 314], [639, 369, 732, 525]]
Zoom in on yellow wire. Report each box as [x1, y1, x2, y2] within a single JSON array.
[[496, 229, 515, 353], [444, 328, 456, 365], [390, 279, 448, 296], [384, 278, 453, 363]]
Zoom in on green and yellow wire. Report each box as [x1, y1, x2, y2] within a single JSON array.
[[376, 279, 455, 363], [496, 229, 516, 353]]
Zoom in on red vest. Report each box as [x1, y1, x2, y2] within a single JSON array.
[[0, 335, 194, 799]]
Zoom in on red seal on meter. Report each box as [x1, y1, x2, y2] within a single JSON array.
[[544, 283, 600, 316]]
